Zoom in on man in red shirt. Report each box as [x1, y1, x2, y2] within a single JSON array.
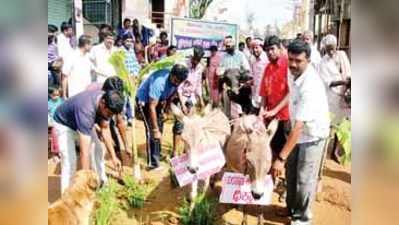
[[259, 35, 290, 160]]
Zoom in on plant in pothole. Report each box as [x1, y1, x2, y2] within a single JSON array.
[[94, 179, 121, 225], [119, 175, 153, 208], [178, 194, 217, 225]]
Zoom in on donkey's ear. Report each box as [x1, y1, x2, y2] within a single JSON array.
[[266, 119, 279, 138]]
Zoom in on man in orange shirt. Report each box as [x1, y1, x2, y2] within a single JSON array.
[[259, 35, 290, 160]]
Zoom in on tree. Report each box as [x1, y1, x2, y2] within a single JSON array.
[[189, 0, 214, 19], [245, 11, 255, 35]]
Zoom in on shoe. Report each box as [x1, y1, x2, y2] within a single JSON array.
[[290, 219, 311, 225], [147, 165, 164, 171]]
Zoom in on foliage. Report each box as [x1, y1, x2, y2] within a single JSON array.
[[119, 175, 152, 209], [137, 54, 186, 84], [335, 118, 351, 165], [189, 0, 214, 19], [178, 194, 217, 225], [108, 50, 134, 96], [377, 117, 399, 162], [94, 179, 121, 225]]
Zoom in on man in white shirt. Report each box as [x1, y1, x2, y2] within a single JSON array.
[[271, 40, 330, 225], [319, 34, 351, 125], [302, 30, 321, 71], [249, 38, 268, 106], [90, 31, 117, 83], [243, 36, 253, 61], [57, 22, 75, 61], [63, 35, 97, 98]]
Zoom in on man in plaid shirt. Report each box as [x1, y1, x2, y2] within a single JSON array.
[[122, 33, 141, 125]]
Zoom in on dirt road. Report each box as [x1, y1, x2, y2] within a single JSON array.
[[48, 120, 351, 225]]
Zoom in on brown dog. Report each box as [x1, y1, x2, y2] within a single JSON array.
[[48, 170, 100, 225]]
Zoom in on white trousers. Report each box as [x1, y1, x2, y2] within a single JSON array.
[[54, 122, 107, 193]]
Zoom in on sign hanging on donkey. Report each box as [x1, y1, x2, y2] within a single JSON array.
[[170, 143, 225, 187]]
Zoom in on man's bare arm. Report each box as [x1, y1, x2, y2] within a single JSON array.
[[279, 120, 304, 160]]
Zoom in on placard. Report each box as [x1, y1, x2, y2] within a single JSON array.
[[219, 172, 274, 205], [170, 143, 225, 187]]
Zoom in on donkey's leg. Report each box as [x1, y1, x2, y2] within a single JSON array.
[[241, 205, 248, 225], [202, 177, 210, 195], [190, 179, 198, 210], [257, 205, 264, 225]]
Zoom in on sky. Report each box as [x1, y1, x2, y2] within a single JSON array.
[[203, 0, 298, 32]]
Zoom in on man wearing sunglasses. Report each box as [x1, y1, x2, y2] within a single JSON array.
[[53, 89, 125, 193], [136, 64, 189, 170]]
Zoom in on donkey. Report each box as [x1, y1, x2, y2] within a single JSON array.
[[171, 104, 231, 201], [225, 115, 278, 225]]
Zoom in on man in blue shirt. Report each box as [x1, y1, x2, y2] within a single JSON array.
[[136, 64, 189, 170], [54, 89, 125, 193]]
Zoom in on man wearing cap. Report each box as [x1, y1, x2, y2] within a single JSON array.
[[249, 37, 269, 107], [319, 34, 351, 125]]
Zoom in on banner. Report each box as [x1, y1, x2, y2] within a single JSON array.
[[170, 143, 225, 187], [171, 17, 239, 57], [219, 172, 274, 205]]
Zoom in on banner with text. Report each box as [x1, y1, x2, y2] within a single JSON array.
[[171, 17, 239, 57], [170, 143, 225, 187], [219, 172, 274, 205]]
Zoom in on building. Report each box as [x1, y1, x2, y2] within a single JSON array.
[[48, 0, 188, 40], [48, 0, 73, 27], [314, 0, 351, 57]]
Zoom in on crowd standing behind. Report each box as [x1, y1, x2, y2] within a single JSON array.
[[48, 18, 351, 225]]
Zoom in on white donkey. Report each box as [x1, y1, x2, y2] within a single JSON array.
[[225, 115, 278, 225], [171, 104, 231, 201]]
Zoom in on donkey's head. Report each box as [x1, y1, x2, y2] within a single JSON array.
[[232, 116, 278, 199], [171, 104, 231, 174]]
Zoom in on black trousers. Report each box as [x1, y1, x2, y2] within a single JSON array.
[[137, 102, 164, 167], [271, 120, 291, 160]]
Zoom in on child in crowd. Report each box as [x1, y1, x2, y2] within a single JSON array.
[[48, 86, 64, 159]]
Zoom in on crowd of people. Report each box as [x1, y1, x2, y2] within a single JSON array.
[[48, 17, 351, 225]]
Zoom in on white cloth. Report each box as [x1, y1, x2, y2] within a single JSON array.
[[90, 43, 117, 83], [54, 122, 107, 193], [63, 49, 95, 97], [250, 51, 269, 105], [57, 33, 74, 73], [310, 44, 321, 72], [319, 50, 351, 124], [288, 65, 330, 144], [57, 33, 74, 60]]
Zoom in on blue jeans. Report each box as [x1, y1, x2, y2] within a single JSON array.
[[285, 139, 326, 222], [137, 102, 164, 168]]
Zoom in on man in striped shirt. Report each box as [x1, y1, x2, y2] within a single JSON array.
[[217, 36, 251, 119]]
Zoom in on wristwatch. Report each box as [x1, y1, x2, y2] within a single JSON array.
[[277, 155, 287, 163]]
